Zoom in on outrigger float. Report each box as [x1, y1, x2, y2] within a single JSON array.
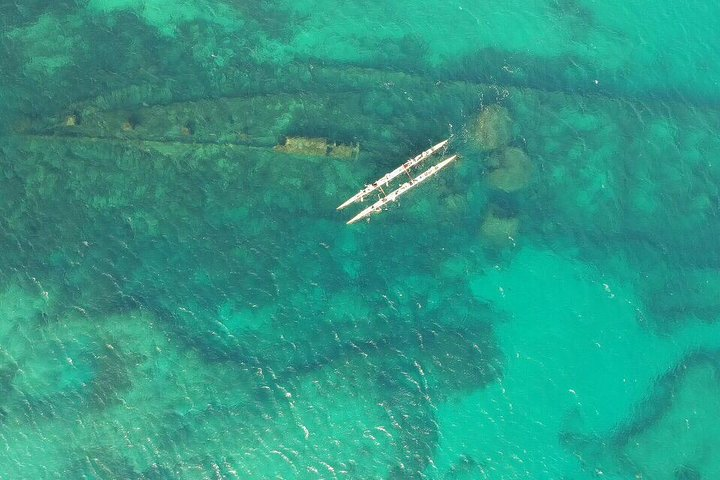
[[338, 139, 459, 224]]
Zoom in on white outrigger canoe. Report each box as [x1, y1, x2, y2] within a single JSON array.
[[336, 138, 449, 210], [346, 154, 459, 224]]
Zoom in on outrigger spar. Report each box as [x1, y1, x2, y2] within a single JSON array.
[[346, 154, 459, 225], [336, 138, 449, 210]]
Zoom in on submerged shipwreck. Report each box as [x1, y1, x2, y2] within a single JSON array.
[[10, 63, 719, 245], [9, 63, 719, 244]]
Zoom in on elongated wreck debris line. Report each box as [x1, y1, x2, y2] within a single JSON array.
[[340, 139, 459, 225]]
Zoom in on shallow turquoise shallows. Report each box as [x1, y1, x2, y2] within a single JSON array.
[[1, 1, 720, 479]]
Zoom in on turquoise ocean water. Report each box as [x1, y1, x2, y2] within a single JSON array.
[[1, 1, 720, 478]]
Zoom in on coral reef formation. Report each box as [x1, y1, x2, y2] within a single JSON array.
[[469, 104, 513, 151], [486, 147, 533, 192], [0, 278, 501, 478], [480, 203, 520, 248]]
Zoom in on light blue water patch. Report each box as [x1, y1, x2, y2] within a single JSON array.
[[428, 247, 720, 478]]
